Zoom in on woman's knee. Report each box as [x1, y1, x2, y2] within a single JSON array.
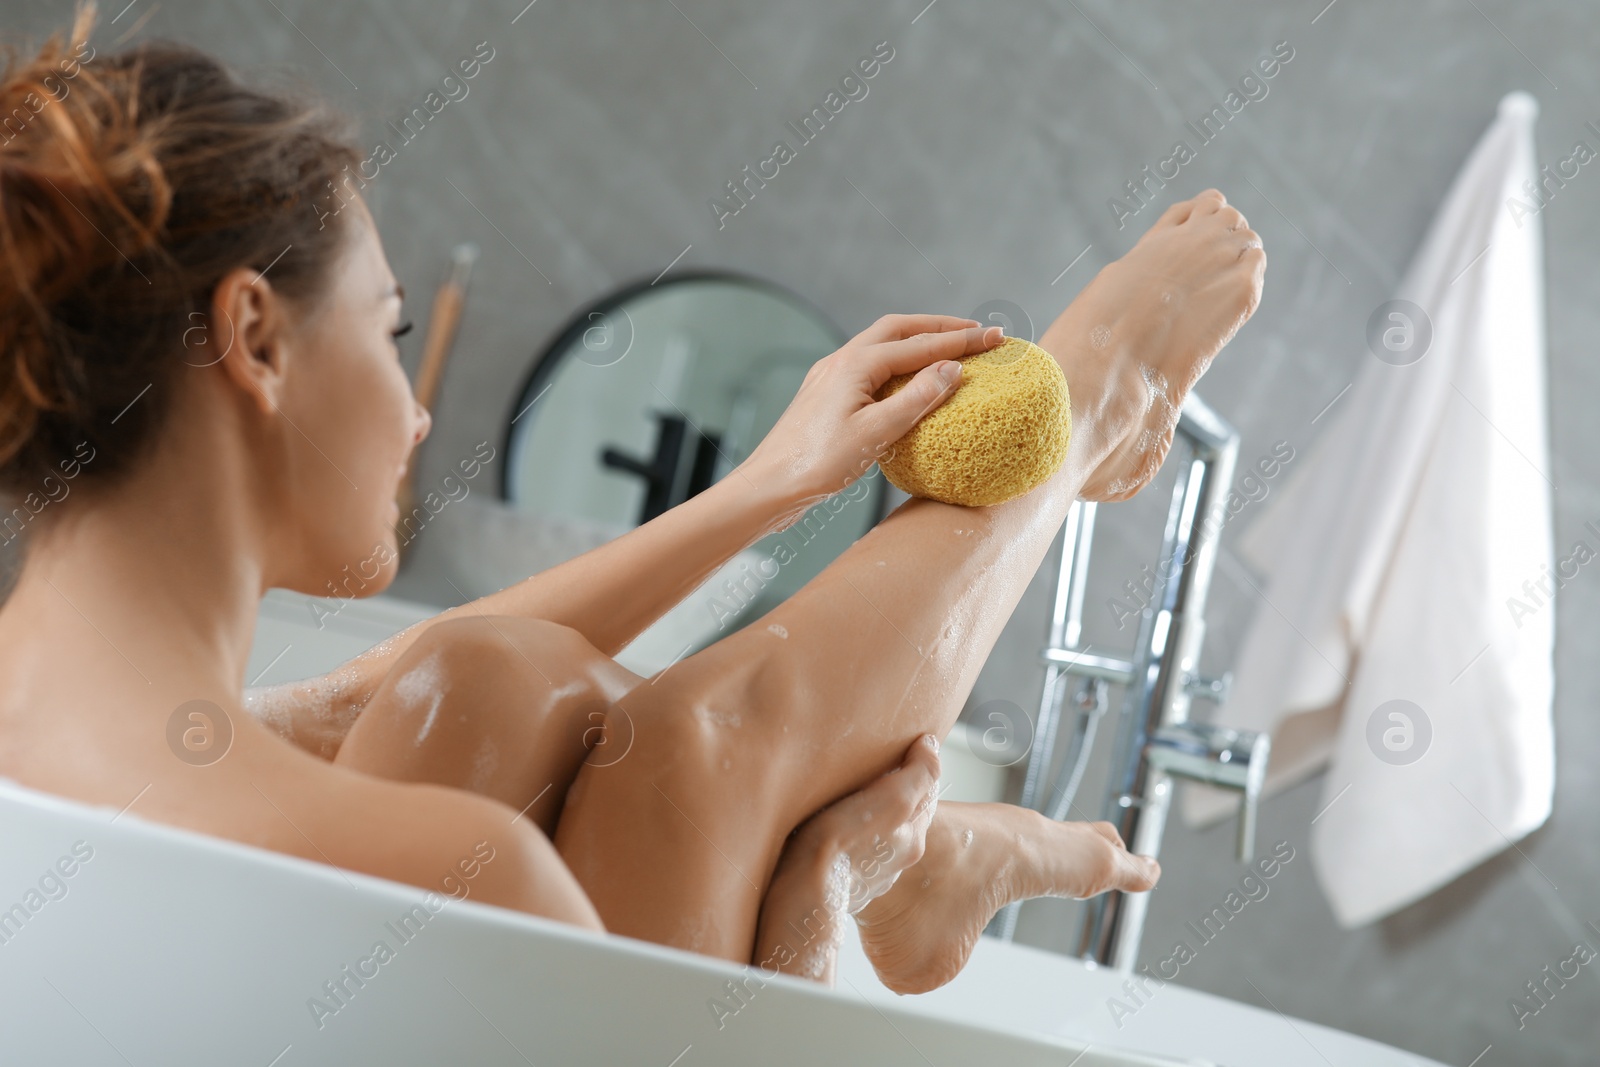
[[378, 619, 519, 736], [407, 615, 565, 683], [343, 615, 605, 777], [409, 615, 630, 698]]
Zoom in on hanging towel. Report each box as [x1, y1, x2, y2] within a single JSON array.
[[1182, 91, 1555, 927]]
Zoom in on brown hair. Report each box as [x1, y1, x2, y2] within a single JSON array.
[[0, 2, 364, 496]]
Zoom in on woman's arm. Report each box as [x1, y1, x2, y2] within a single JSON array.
[[243, 468, 792, 755], [247, 316, 1003, 755], [244, 461, 797, 754], [379, 316, 1001, 663], [450, 458, 797, 658]]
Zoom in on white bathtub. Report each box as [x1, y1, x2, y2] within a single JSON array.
[[0, 592, 1442, 1065], [0, 772, 1442, 1066], [0, 773, 1148, 1066]]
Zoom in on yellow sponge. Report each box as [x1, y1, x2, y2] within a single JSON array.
[[873, 336, 1071, 507]]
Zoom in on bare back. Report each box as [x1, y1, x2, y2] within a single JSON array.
[[0, 626, 602, 929]]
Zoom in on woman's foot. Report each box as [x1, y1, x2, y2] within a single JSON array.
[[1040, 188, 1265, 501], [853, 802, 1158, 994]]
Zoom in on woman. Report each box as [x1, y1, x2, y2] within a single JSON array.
[[0, 6, 1264, 993]]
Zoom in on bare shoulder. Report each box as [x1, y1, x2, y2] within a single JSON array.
[[307, 764, 605, 931]]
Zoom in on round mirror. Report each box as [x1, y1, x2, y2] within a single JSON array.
[[503, 271, 889, 656]]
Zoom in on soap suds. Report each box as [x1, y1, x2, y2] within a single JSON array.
[[1089, 324, 1113, 349], [468, 736, 500, 792], [961, 828, 975, 849], [1140, 364, 1177, 424], [247, 695, 292, 735], [393, 654, 441, 704], [767, 623, 788, 639], [675, 908, 718, 954], [782, 855, 850, 979], [704, 707, 742, 728], [416, 698, 443, 745], [393, 652, 448, 747]]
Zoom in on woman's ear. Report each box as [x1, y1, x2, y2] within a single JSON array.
[[206, 266, 293, 418]]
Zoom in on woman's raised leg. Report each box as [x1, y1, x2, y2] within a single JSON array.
[[555, 189, 1266, 960]]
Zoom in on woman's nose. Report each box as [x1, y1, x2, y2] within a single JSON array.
[[413, 401, 433, 446]]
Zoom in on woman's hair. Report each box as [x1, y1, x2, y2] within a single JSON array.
[[0, 2, 364, 496]]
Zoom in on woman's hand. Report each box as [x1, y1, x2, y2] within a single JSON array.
[[306, 316, 1000, 679], [752, 735, 942, 983], [739, 316, 1006, 523]]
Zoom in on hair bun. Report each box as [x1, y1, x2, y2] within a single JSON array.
[[0, 1, 362, 502], [0, 4, 137, 474]]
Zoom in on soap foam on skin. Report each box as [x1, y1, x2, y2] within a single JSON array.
[[1140, 364, 1176, 421], [1098, 364, 1182, 498], [250, 694, 293, 736], [705, 708, 743, 728], [780, 854, 852, 981], [245, 661, 372, 759], [468, 736, 499, 792], [392, 652, 447, 747], [676, 907, 717, 954]]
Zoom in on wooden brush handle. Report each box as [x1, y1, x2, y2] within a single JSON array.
[[413, 282, 466, 413], [396, 246, 478, 539]]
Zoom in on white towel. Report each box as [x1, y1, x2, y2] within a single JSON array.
[[1183, 91, 1556, 927]]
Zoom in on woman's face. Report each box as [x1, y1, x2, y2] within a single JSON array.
[[274, 196, 430, 599]]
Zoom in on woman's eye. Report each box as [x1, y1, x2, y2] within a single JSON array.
[[391, 320, 414, 340]]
